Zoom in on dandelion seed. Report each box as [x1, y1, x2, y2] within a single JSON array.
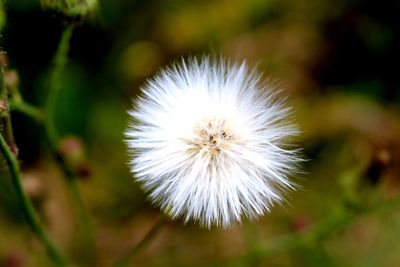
[[125, 56, 301, 228]]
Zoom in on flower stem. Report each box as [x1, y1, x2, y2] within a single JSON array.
[[0, 7, 67, 265], [113, 217, 167, 267], [45, 24, 73, 148], [0, 120, 69, 267], [45, 24, 95, 263], [0, 52, 18, 155], [9, 98, 44, 122]]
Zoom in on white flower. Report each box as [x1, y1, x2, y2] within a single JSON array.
[[125, 57, 300, 228]]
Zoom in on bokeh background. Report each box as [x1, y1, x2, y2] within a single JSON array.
[[1, 0, 400, 266]]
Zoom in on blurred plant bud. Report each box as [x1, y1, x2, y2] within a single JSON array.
[[3, 250, 25, 267], [0, 51, 8, 68], [291, 215, 312, 233], [22, 173, 44, 200], [0, 99, 7, 116], [58, 136, 91, 178], [366, 148, 391, 185], [5, 70, 24, 104], [4, 70, 19, 89], [40, 0, 99, 18]]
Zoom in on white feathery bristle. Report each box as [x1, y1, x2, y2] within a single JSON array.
[[125, 56, 300, 228]]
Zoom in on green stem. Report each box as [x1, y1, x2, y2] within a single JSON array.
[[45, 24, 95, 263], [66, 176, 95, 262], [0, 131, 69, 266], [9, 99, 44, 122], [0, 54, 18, 155], [0, 6, 67, 265], [0, 49, 67, 266], [113, 217, 167, 267], [45, 25, 73, 147]]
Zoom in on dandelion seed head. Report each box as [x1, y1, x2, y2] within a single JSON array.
[[125, 56, 301, 228]]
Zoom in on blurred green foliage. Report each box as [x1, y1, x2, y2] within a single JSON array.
[[0, 1, 4, 31], [0, 0, 400, 266]]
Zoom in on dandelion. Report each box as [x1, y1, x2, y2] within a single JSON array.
[[125, 57, 300, 228]]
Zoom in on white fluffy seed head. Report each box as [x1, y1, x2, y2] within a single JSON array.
[[125, 56, 300, 228]]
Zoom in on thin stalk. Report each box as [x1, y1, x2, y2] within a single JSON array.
[[113, 217, 167, 267], [9, 99, 44, 122], [0, 113, 17, 154], [45, 24, 95, 262], [0, 6, 67, 265], [65, 176, 95, 262], [0, 131, 69, 266], [45, 24, 73, 148], [0, 53, 18, 155]]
